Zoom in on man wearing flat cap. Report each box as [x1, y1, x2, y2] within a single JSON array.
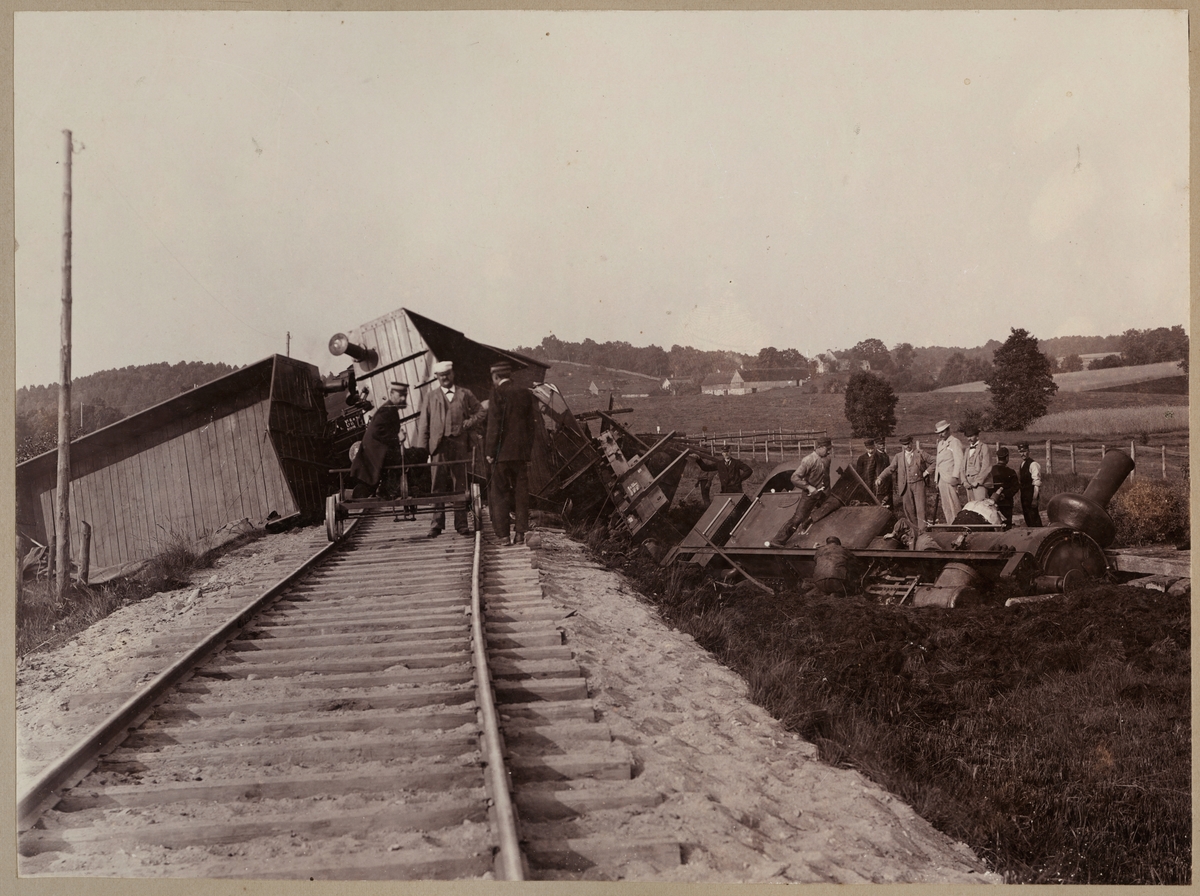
[[878, 435, 930, 535], [1016, 442, 1043, 527], [932, 420, 965, 524], [961, 424, 992, 503], [854, 436, 890, 506], [418, 360, 485, 537], [768, 436, 832, 546], [485, 360, 535, 545], [349, 381, 423, 501]]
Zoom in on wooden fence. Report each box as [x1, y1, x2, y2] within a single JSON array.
[[679, 432, 1189, 480], [678, 429, 829, 462]]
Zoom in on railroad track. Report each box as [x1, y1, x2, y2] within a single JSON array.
[[18, 513, 679, 880]]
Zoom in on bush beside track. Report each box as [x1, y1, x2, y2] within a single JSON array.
[[573, 502, 1191, 884]]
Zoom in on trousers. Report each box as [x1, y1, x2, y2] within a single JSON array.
[[490, 461, 529, 540], [431, 435, 471, 532]]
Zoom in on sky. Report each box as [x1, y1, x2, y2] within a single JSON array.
[[14, 10, 1189, 387]]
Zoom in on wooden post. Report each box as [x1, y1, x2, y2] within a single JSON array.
[[1130, 441, 1135, 478], [1162, 445, 1167, 478], [55, 129, 73, 600], [1101, 444, 1106, 458], [1044, 440, 1052, 475], [1070, 443, 1076, 474], [79, 521, 91, 586]]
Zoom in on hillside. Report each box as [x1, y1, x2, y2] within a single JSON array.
[[934, 361, 1185, 394], [542, 359, 664, 402]]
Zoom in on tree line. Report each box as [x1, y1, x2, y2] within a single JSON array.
[[516, 326, 1186, 394], [16, 361, 240, 461]]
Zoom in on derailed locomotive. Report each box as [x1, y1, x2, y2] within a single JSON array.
[[665, 448, 1138, 607]]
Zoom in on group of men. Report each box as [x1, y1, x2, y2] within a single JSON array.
[[758, 421, 1042, 549], [346, 358, 534, 545], [865, 419, 1041, 534]]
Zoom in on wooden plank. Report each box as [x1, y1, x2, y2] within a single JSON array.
[[192, 425, 219, 537], [248, 400, 274, 519], [225, 405, 258, 520], [222, 414, 250, 522], [142, 440, 170, 554], [115, 456, 137, 563], [181, 428, 210, 537], [101, 460, 122, 565], [128, 452, 154, 560], [214, 412, 240, 518], [167, 433, 197, 542], [202, 419, 231, 525], [136, 438, 161, 557]]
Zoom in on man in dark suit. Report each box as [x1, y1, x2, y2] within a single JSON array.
[[691, 448, 753, 502], [417, 360, 485, 537], [986, 446, 1021, 527], [853, 437, 890, 506], [349, 382, 424, 500], [485, 361, 535, 545]]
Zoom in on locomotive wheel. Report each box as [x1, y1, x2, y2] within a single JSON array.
[[325, 494, 344, 542]]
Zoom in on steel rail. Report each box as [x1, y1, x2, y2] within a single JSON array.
[[17, 518, 361, 829], [470, 529, 525, 880]]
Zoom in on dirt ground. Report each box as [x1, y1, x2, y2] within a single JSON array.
[[17, 522, 1000, 883]]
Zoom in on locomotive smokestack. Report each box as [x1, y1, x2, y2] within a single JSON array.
[[1046, 449, 1135, 547]]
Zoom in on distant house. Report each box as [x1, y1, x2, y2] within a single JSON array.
[[729, 368, 806, 395], [661, 375, 694, 391], [701, 372, 734, 395], [815, 350, 867, 374]]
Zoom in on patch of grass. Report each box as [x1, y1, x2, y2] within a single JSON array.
[[1027, 405, 1187, 437], [1110, 479, 1190, 547], [16, 527, 268, 658], [583, 528, 1191, 884]]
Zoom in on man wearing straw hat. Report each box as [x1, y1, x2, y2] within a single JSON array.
[[417, 360, 484, 537], [485, 360, 535, 545], [932, 420, 965, 524]]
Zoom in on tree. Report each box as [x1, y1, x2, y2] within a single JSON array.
[[985, 328, 1059, 430], [843, 372, 898, 439], [891, 342, 916, 371], [849, 338, 892, 372], [1059, 353, 1084, 373]]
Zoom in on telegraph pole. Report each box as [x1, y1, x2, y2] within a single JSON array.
[[55, 129, 73, 598]]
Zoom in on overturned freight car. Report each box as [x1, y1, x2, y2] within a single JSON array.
[[666, 448, 1138, 606]]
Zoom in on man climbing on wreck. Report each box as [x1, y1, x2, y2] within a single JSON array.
[[767, 437, 832, 547]]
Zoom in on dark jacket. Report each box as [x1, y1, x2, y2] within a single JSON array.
[[813, 541, 853, 583], [694, 455, 754, 493], [485, 379, 535, 463], [350, 403, 403, 488]]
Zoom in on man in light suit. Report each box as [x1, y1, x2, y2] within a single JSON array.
[[417, 360, 485, 537], [932, 420, 965, 524], [961, 424, 992, 503], [878, 435, 930, 534]]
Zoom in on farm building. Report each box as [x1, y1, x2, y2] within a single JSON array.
[[729, 368, 806, 395], [701, 372, 734, 395], [815, 351, 869, 375], [16, 355, 328, 575]]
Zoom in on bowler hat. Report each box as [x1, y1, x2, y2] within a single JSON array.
[[817, 437, 832, 448], [1017, 441, 1030, 450], [997, 446, 1009, 460], [900, 435, 914, 445]]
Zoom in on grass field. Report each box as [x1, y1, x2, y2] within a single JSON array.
[[1027, 405, 1187, 436], [577, 505, 1191, 884], [934, 361, 1185, 393], [555, 385, 1190, 443]]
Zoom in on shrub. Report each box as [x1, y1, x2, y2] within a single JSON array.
[[957, 407, 992, 436], [1110, 479, 1189, 546]]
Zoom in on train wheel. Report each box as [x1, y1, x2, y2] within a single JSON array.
[[325, 494, 344, 542]]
